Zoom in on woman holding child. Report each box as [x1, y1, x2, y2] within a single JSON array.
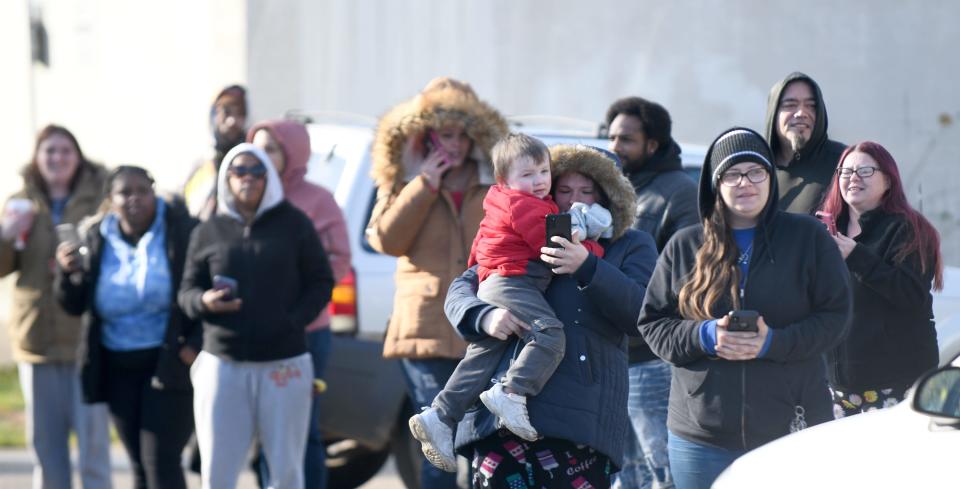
[[366, 77, 508, 488], [444, 144, 658, 488]]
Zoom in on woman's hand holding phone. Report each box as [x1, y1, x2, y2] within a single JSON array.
[[715, 312, 770, 361], [201, 288, 242, 313], [831, 232, 857, 259], [420, 131, 451, 190], [55, 241, 83, 273]]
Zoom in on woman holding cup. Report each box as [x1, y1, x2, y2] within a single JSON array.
[[0, 125, 113, 488]]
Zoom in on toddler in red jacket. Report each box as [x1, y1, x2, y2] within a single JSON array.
[[409, 133, 611, 472]]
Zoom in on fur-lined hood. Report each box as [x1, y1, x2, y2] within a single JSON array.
[[370, 81, 508, 190], [549, 145, 637, 241]]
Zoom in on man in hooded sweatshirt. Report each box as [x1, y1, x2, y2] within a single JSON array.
[[183, 85, 249, 220], [606, 96, 696, 489], [765, 72, 847, 215]]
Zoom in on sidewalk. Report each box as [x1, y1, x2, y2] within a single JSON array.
[[0, 447, 403, 488]]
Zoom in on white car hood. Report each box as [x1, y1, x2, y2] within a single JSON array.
[[714, 401, 960, 488]]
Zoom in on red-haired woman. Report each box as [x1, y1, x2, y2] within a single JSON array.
[[819, 141, 944, 418]]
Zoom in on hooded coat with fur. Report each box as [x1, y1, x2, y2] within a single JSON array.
[[445, 145, 657, 468], [246, 120, 351, 331], [178, 144, 334, 362], [367, 84, 508, 360], [765, 72, 847, 214]]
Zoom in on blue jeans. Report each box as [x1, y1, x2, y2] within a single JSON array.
[[667, 431, 745, 489], [615, 359, 672, 489], [401, 357, 460, 489], [258, 328, 332, 489]]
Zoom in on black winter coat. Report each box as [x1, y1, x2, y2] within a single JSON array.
[[446, 229, 657, 467], [826, 209, 938, 391], [639, 212, 851, 450], [178, 201, 334, 362], [56, 198, 201, 403]]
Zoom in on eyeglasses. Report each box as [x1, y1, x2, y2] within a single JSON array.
[[228, 164, 267, 179], [837, 166, 879, 179], [719, 168, 768, 187]]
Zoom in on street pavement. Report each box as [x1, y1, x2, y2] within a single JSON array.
[[0, 447, 403, 488]]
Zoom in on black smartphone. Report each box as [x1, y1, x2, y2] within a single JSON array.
[[727, 310, 759, 332], [55, 223, 88, 256], [545, 213, 572, 248], [213, 275, 239, 300]]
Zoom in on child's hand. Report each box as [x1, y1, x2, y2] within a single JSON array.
[[480, 308, 531, 340]]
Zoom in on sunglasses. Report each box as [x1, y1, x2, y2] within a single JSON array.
[[228, 163, 267, 179]]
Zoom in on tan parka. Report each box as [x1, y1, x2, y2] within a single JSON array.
[[367, 80, 507, 360], [1, 163, 107, 364]]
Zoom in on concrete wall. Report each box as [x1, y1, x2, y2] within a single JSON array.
[[0, 1, 958, 362], [247, 0, 960, 263]]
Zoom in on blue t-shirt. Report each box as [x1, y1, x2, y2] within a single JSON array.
[[699, 227, 773, 357], [94, 198, 171, 351]]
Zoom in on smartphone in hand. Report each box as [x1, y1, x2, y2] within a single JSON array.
[[427, 131, 450, 165], [726, 310, 759, 333], [213, 275, 239, 300], [55, 223, 88, 256], [815, 211, 837, 236], [545, 213, 572, 248]]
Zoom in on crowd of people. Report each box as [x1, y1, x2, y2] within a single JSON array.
[[0, 71, 945, 489]]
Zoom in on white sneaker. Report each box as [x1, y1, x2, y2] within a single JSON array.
[[408, 408, 457, 472], [479, 383, 539, 441]]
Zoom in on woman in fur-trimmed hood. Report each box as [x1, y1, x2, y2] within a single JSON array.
[[366, 76, 508, 487], [443, 144, 659, 486]]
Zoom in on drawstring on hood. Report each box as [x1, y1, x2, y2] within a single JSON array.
[[548, 144, 637, 240], [217, 143, 284, 223]]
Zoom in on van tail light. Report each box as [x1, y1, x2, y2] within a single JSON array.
[[329, 268, 358, 334]]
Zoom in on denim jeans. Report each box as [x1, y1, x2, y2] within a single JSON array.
[[401, 358, 461, 489], [259, 328, 332, 489], [614, 359, 672, 489], [667, 431, 745, 489]]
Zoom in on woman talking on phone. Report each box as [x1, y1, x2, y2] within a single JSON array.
[[818, 142, 943, 417], [0, 124, 112, 489], [178, 143, 334, 489], [366, 76, 507, 488], [55, 166, 200, 489], [638, 128, 851, 489]]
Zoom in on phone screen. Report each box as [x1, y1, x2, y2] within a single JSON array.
[[545, 214, 572, 248]]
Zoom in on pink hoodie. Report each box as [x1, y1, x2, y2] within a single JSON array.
[[247, 119, 351, 331]]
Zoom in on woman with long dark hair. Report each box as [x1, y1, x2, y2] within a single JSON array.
[[639, 128, 851, 489], [819, 141, 943, 417], [56, 166, 200, 489], [0, 124, 112, 489]]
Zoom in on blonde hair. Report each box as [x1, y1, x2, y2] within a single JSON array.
[[491, 133, 549, 183], [678, 195, 742, 320]]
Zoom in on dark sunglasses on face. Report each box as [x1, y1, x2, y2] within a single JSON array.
[[837, 166, 879, 179], [719, 167, 769, 187], [229, 163, 267, 179]]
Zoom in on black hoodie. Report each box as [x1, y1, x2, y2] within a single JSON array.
[[638, 127, 851, 451], [765, 73, 847, 215]]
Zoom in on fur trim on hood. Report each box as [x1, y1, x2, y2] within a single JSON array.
[[549, 145, 637, 241], [371, 81, 508, 190], [217, 143, 284, 222], [246, 119, 311, 189]]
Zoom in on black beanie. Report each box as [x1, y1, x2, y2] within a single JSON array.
[[708, 129, 774, 189]]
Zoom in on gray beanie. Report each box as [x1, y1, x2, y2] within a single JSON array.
[[709, 129, 774, 189]]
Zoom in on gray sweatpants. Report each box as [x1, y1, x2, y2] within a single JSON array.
[[190, 351, 313, 489], [434, 261, 564, 424], [17, 362, 113, 489]]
